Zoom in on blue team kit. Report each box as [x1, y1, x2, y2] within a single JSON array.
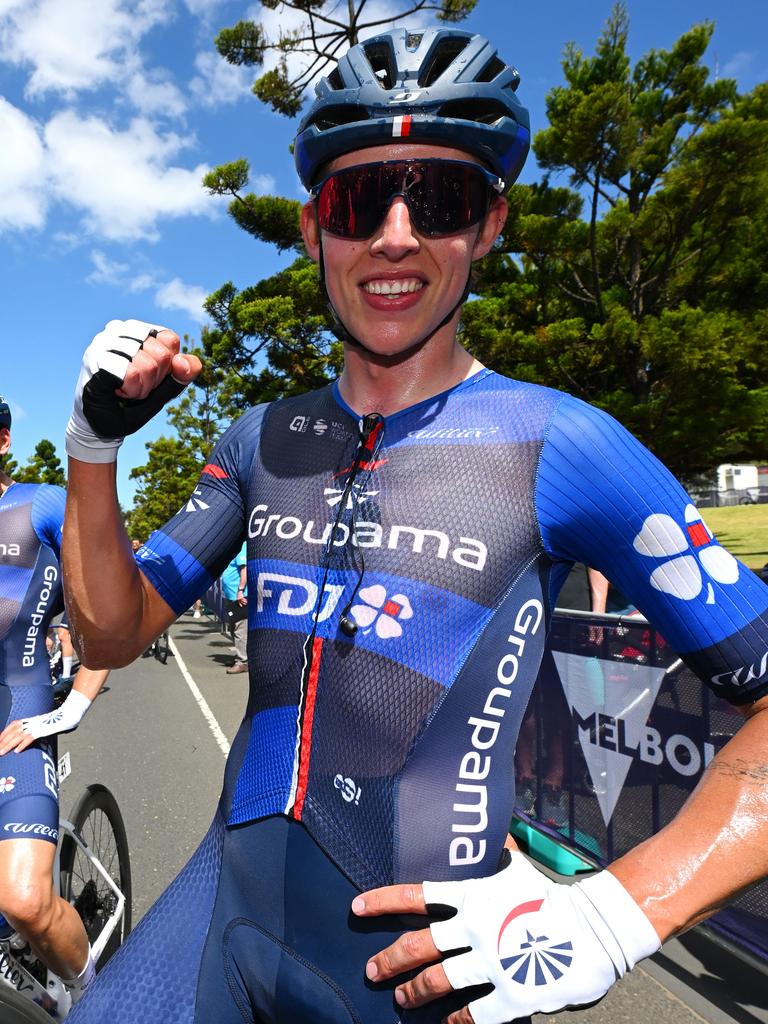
[[73, 371, 768, 1024]]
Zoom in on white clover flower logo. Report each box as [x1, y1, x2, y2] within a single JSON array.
[[351, 584, 413, 639], [0, 777, 16, 794], [632, 503, 739, 604]]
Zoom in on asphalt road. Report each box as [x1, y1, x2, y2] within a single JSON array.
[[61, 611, 768, 1024]]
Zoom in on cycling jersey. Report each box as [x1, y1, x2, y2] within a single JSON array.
[[0, 483, 65, 844], [74, 371, 768, 1023]]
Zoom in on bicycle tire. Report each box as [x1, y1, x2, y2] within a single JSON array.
[[0, 983, 52, 1023], [154, 632, 170, 665], [60, 784, 132, 970]]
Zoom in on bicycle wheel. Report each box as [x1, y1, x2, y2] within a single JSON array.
[[0, 984, 52, 1023], [60, 784, 132, 970], [154, 631, 170, 665]]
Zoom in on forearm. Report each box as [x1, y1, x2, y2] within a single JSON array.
[[610, 697, 768, 942], [72, 665, 110, 702], [63, 458, 150, 666], [587, 567, 609, 614]]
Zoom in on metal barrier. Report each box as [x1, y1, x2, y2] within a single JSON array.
[[514, 609, 768, 966]]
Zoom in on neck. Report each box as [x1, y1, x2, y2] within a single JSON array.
[[0, 473, 13, 496], [337, 322, 485, 418]]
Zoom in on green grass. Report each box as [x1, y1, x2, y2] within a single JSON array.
[[703, 504, 768, 568]]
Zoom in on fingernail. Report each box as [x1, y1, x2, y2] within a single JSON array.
[[365, 960, 378, 981], [395, 989, 407, 1006], [351, 896, 365, 914]]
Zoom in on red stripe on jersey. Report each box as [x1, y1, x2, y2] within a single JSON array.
[[202, 464, 229, 479], [687, 521, 710, 547], [364, 421, 384, 452], [401, 114, 412, 136], [332, 457, 388, 480], [293, 636, 323, 820]]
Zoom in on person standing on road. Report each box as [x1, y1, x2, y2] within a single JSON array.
[[62, 27, 768, 1024], [0, 399, 108, 1005], [220, 541, 248, 674]]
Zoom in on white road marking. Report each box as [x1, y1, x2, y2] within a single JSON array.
[[169, 636, 231, 757]]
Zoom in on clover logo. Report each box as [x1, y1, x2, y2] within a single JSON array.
[[350, 584, 413, 639], [632, 503, 739, 604], [0, 777, 16, 794]]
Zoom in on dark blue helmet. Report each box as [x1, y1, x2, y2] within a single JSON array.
[[0, 399, 10, 430], [294, 27, 530, 190]]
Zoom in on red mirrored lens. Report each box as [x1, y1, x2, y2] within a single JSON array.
[[315, 160, 493, 239]]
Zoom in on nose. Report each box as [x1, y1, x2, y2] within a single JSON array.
[[370, 196, 420, 259]]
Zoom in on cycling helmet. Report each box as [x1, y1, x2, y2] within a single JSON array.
[[0, 398, 10, 430], [294, 27, 530, 190]]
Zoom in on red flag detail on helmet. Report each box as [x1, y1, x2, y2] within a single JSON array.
[[393, 114, 412, 137]]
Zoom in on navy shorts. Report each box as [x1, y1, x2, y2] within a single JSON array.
[[69, 811, 509, 1023], [0, 686, 59, 846]]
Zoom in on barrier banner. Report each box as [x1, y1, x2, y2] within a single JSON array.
[[514, 610, 768, 965]]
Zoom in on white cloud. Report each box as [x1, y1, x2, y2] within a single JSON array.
[[190, 49, 253, 107], [86, 251, 208, 323], [155, 277, 209, 321], [126, 70, 188, 118], [45, 111, 217, 241], [0, 97, 47, 230], [0, 0, 171, 98], [182, 0, 228, 15], [130, 273, 156, 292], [722, 51, 755, 78], [86, 249, 130, 285]]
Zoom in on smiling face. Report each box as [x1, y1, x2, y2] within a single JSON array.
[[301, 143, 507, 361]]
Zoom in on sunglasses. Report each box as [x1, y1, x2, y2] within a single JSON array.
[[311, 159, 503, 240]]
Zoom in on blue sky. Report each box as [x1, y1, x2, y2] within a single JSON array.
[[2, 0, 766, 506]]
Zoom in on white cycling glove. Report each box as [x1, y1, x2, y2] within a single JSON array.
[[66, 319, 187, 463], [423, 853, 660, 1024], [21, 690, 92, 740]]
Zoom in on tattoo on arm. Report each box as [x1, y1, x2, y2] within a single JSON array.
[[709, 758, 768, 783]]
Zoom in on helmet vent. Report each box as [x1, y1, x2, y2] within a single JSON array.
[[309, 104, 369, 132], [362, 40, 396, 90], [417, 37, 471, 87], [327, 66, 344, 91], [437, 98, 510, 126], [475, 56, 505, 83]]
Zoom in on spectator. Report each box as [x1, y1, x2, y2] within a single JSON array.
[[220, 542, 247, 674]]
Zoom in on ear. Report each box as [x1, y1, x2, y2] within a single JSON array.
[[0, 428, 10, 457], [472, 196, 508, 261], [300, 200, 321, 263]]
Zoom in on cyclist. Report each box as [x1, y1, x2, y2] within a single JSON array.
[[62, 27, 768, 1024], [0, 399, 109, 1004]]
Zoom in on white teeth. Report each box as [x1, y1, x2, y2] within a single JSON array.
[[363, 279, 424, 295]]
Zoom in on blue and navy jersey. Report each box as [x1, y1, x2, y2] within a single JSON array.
[[0, 483, 66, 688], [138, 371, 768, 890]]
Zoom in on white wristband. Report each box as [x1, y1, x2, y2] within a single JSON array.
[[21, 690, 92, 739]]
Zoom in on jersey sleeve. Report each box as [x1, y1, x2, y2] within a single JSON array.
[[536, 394, 768, 704], [136, 405, 266, 615], [31, 485, 67, 558]]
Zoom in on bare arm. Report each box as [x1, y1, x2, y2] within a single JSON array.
[[587, 566, 609, 614], [63, 459, 175, 667], [610, 693, 768, 939], [0, 665, 112, 755]]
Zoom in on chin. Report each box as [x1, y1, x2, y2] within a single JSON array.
[[347, 332, 432, 364]]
